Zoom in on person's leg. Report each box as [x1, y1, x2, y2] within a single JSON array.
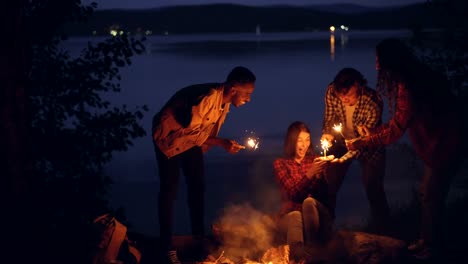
[[181, 146, 205, 238], [360, 153, 391, 234], [282, 211, 305, 261], [303, 197, 334, 245], [326, 160, 352, 217], [283, 211, 304, 245], [155, 144, 181, 263], [419, 162, 459, 248], [411, 154, 465, 261], [302, 197, 320, 246], [316, 200, 334, 243]]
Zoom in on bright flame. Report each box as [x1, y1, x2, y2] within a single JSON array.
[[333, 123, 342, 133], [246, 137, 259, 150], [333, 123, 345, 139], [320, 139, 330, 157]]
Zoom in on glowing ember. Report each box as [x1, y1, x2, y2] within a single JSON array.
[[320, 139, 330, 157]]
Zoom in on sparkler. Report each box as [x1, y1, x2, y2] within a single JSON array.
[[320, 139, 330, 158], [242, 130, 260, 151], [246, 137, 260, 150], [333, 123, 345, 139]]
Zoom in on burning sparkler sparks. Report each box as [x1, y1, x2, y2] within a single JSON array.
[[333, 123, 345, 138], [242, 130, 260, 151], [246, 137, 260, 150], [320, 139, 330, 157]]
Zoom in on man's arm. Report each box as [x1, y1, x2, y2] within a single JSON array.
[[322, 84, 337, 135], [349, 84, 413, 150], [333, 149, 360, 163], [361, 90, 384, 130], [203, 137, 244, 154], [366, 84, 413, 146]]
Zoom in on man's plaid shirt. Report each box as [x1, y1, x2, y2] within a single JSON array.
[[322, 83, 385, 162]]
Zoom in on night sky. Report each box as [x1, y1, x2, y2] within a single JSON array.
[[82, 0, 426, 9]]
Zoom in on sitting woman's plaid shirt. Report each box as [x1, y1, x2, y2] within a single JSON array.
[[274, 155, 330, 216], [322, 83, 385, 162]]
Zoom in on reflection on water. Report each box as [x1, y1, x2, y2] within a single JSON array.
[[143, 30, 407, 59], [341, 32, 349, 49], [330, 33, 335, 61]]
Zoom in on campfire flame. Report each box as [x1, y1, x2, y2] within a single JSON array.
[[199, 245, 289, 264], [203, 204, 290, 264]]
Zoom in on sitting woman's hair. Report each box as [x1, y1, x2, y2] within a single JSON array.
[[283, 121, 311, 158]]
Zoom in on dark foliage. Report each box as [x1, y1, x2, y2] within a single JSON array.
[[22, 0, 147, 262]]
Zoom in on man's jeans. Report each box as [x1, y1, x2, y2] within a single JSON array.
[[155, 145, 205, 251], [327, 152, 390, 233]]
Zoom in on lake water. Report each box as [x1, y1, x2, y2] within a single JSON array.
[[65, 30, 434, 237]]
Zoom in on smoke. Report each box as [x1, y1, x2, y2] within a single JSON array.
[[212, 203, 278, 262]]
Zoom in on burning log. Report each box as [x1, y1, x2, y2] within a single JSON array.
[[260, 244, 290, 264], [197, 244, 290, 264]]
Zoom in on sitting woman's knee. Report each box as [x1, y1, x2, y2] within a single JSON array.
[[287, 210, 302, 219], [303, 197, 318, 208]]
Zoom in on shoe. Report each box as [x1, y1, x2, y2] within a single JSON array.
[[166, 250, 182, 264], [408, 239, 425, 252], [412, 246, 432, 260], [408, 240, 433, 261]]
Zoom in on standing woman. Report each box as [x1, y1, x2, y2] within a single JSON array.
[[273, 121, 333, 262], [346, 38, 465, 260]]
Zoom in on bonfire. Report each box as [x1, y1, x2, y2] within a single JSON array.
[[197, 245, 290, 264]]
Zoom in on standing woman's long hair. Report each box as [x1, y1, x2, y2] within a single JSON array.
[[376, 38, 451, 116], [283, 121, 312, 159]]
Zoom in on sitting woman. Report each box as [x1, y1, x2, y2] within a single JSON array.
[[273, 121, 334, 262]]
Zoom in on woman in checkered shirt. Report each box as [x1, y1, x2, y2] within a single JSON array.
[[273, 121, 333, 262]]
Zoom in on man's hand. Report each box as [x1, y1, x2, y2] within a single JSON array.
[[222, 139, 245, 154], [345, 137, 365, 151], [331, 157, 345, 163], [357, 126, 371, 137]]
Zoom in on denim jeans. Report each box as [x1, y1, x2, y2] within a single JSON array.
[[420, 154, 465, 247], [155, 145, 205, 251], [280, 197, 333, 246], [327, 151, 390, 233]]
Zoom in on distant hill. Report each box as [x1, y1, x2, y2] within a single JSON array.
[[304, 3, 381, 14], [65, 3, 438, 36]]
